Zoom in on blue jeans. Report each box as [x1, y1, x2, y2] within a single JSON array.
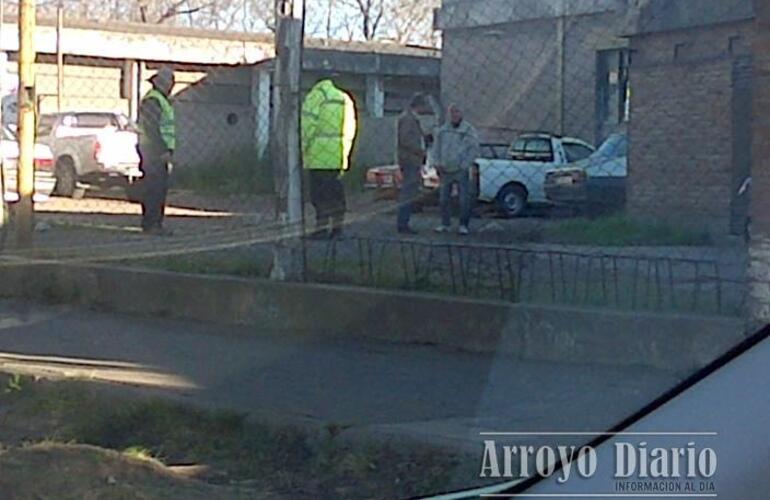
[[440, 169, 471, 227], [397, 165, 421, 230]]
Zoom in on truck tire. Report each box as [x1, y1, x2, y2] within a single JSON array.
[[54, 159, 77, 198], [496, 184, 528, 218]]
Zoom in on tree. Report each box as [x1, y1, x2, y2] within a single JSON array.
[[332, 0, 439, 45], [2, 0, 439, 45], [6, 0, 274, 31], [384, 0, 439, 45], [341, 0, 385, 41]]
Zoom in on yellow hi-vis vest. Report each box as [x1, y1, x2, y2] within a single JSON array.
[[301, 80, 357, 171], [141, 89, 176, 151]]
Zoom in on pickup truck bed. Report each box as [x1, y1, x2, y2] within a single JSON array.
[[476, 133, 595, 217], [37, 112, 141, 198]]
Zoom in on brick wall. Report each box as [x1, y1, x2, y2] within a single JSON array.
[[747, 2, 770, 328], [627, 23, 753, 235]]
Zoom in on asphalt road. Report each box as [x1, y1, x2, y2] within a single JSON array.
[[0, 299, 680, 451]]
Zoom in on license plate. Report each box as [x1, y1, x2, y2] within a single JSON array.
[[555, 176, 574, 186], [381, 175, 393, 185]]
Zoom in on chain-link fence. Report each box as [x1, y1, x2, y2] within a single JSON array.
[[296, 0, 754, 319], [0, 0, 764, 322]]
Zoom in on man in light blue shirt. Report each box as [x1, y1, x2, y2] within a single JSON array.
[[433, 105, 479, 235]]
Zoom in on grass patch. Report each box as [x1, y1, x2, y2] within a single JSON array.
[[125, 248, 272, 278], [121, 244, 735, 317], [0, 378, 472, 498], [174, 147, 274, 196], [545, 214, 712, 247]]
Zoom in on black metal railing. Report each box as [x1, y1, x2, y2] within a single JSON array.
[[305, 236, 742, 317]]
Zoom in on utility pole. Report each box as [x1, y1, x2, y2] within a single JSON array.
[[16, 0, 35, 248], [57, 1, 64, 112], [0, 0, 6, 236], [270, 0, 305, 281]]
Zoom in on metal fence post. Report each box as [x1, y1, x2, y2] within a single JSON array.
[[270, 0, 306, 281]]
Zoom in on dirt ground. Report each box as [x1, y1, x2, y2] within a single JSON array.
[[0, 444, 243, 500], [0, 376, 475, 500], [23, 188, 556, 256]]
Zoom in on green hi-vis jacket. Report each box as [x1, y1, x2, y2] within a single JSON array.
[[140, 89, 176, 152], [301, 80, 357, 171]]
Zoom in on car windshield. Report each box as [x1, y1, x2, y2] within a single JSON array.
[[594, 133, 628, 159], [0, 3, 761, 500], [37, 115, 57, 136]]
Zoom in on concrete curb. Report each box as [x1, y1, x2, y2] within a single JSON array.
[[0, 261, 745, 375]]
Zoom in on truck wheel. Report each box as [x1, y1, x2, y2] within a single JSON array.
[[497, 184, 528, 218], [54, 160, 77, 198]]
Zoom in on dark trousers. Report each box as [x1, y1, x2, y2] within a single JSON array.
[[440, 169, 471, 228], [308, 170, 346, 234], [397, 165, 421, 230], [140, 156, 169, 231]]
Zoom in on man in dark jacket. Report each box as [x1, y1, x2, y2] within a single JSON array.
[[396, 94, 429, 234], [137, 67, 176, 235]]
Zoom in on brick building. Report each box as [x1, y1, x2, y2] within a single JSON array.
[[435, 0, 632, 145], [626, 0, 755, 236]]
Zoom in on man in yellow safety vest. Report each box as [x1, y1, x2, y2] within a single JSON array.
[[301, 79, 357, 239], [137, 66, 176, 235]]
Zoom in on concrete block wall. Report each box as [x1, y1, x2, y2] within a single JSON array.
[[441, 17, 559, 144], [562, 11, 627, 143], [36, 61, 128, 115], [440, 10, 626, 145], [0, 57, 252, 172], [173, 66, 258, 171]]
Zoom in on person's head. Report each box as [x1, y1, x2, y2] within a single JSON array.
[[449, 104, 463, 127], [409, 93, 428, 114], [150, 66, 175, 96]]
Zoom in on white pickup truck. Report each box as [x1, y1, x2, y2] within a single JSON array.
[[36, 112, 142, 198], [476, 133, 595, 217]]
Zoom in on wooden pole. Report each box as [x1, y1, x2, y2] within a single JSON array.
[[16, 0, 35, 248], [270, 0, 305, 281], [0, 0, 6, 237]]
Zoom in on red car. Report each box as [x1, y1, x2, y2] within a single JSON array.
[[365, 143, 506, 198], [364, 164, 403, 196]]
